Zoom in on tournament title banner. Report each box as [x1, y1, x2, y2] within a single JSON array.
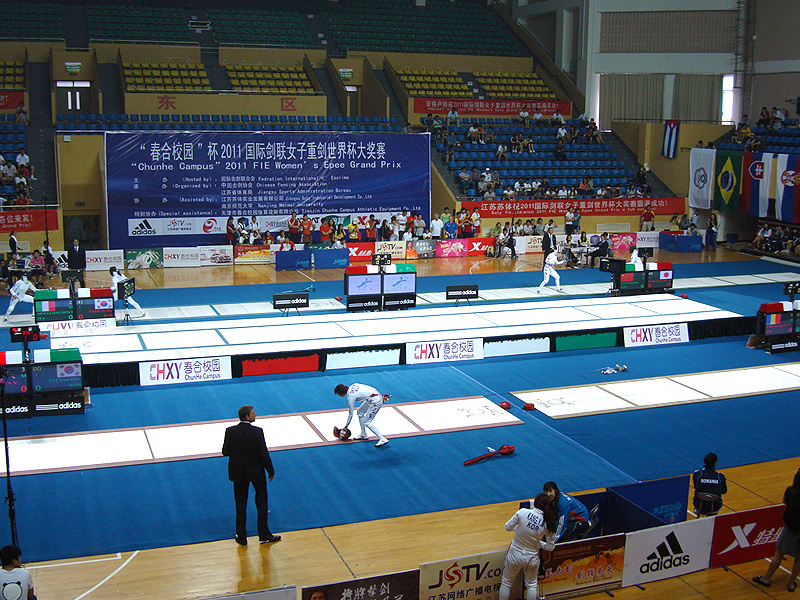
[[105, 131, 431, 249]]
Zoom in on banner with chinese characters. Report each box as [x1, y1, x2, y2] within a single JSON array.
[[420, 549, 514, 600], [301, 570, 419, 600], [85, 250, 125, 271], [163, 246, 201, 268], [105, 131, 431, 249], [435, 239, 468, 257], [710, 505, 785, 568], [623, 323, 689, 348], [406, 338, 484, 364], [413, 98, 571, 117], [0, 210, 60, 233], [461, 198, 686, 220], [139, 356, 232, 386], [538, 534, 625, 599], [233, 244, 271, 264]]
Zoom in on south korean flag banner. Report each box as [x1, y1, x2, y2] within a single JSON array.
[[662, 120, 680, 158]]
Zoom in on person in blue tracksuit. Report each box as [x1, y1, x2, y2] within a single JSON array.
[[543, 481, 590, 541]]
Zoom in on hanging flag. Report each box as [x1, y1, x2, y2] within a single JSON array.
[[688, 148, 716, 209], [713, 150, 743, 212], [661, 120, 680, 158], [775, 153, 800, 223], [740, 151, 773, 217]]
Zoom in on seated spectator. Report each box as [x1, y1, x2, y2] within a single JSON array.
[[566, 126, 579, 145], [510, 133, 523, 153], [519, 106, 530, 127], [586, 119, 604, 144], [692, 452, 727, 516], [27, 248, 45, 287], [421, 228, 432, 240], [15, 102, 27, 125], [483, 187, 496, 200], [534, 218, 544, 236], [236, 217, 248, 243], [490, 221, 502, 238], [13, 189, 30, 209], [477, 174, 489, 195], [262, 230, 273, 245], [679, 213, 691, 230], [685, 223, 701, 237], [745, 135, 763, 152], [522, 133, 535, 153], [532, 110, 544, 125], [0, 544, 35, 600], [733, 121, 752, 144], [431, 115, 445, 140], [446, 106, 459, 129], [475, 124, 486, 144], [577, 111, 589, 127], [502, 185, 516, 200], [706, 141, 716, 149], [578, 177, 594, 196], [485, 126, 495, 145], [401, 122, 413, 134], [15, 148, 35, 181], [588, 232, 611, 267], [557, 185, 568, 199], [768, 225, 787, 252], [756, 106, 771, 127], [1, 161, 16, 186], [551, 110, 565, 126], [423, 113, 434, 132], [522, 220, 533, 235], [278, 235, 296, 251], [458, 167, 471, 191], [402, 225, 413, 242], [496, 142, 508, 162], [542, 481, 590, 541], [468, 123, 479, 143], [556, 125, 568, 140], [562, 234, 578, 265]]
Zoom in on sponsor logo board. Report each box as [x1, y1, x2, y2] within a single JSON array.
[[539, 535, 625, 599], [163, 247, 201, 268], [420, 549, 514, 600], [710, 505, 785, 568], [139, 356, 232, 386], [85, 250, 126, 271], [622, 520, 713, 587], [198, 245, 233, 266], [624, 323, 689, 347], [407, 338, 484, 364]]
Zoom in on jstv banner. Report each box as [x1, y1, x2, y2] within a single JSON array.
[[105, 131, 431, 249]]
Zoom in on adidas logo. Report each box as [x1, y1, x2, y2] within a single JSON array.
[[131, 219, 157, 236], [640, 531, 690, 573]]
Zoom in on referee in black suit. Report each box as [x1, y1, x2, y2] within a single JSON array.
[[222, 405, 281, 545], [542, 225, 557, 258]]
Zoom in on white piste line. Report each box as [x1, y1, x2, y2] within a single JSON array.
[[30, 553, 122, 570], [295, 270, 315, 282], [73, 550, 139, 600], [469, 258, 495, 275]]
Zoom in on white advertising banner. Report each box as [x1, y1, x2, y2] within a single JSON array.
[[128, 216, 226, 237], [623, 323, 689, 348], [85, 250, 126, 271], [522, 235, 543, 254], [375, 240, 407, 260], [163, 247, 201, 268], [622, 519, 714, 587], [406, 338, 484, 364], [139, 356, 233, 386], [198, 245, 234, 266], [420, 549, 516, 600], [635, 231, 660, 248], [43, 318, 117, 335]]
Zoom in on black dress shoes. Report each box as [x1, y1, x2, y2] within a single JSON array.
[[235, 535, 247, 546], [260, 534, 281, 543]]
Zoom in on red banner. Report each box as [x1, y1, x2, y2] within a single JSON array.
[[467, 237, 495, 256], [346, 242, 375, 262], [0, 210, 60, 233], [462, 197, 686, 220], [0, 91, 23, 110], [710, 505, 785, 568], [414, 98, 572, 117]]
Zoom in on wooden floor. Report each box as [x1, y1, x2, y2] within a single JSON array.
[[26, 244, 798, 600]]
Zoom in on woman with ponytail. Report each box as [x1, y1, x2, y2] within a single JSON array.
[[499, 493, 557, 600]]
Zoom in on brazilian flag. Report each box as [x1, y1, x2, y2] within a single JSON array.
[[713, 150, 743, 212]]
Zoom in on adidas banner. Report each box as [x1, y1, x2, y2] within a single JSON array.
[[740, 151, 773, 217], [713, 150, 743, 213], [775, 153, 800, 223], [688, 148, 715, 209], [622, 519, 714, 587], [661, 120, 680, 159]]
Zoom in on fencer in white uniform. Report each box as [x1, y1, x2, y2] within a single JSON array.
[[629, 246, 643, 269], [537, 248, 565, 292], [109, 266, 143, 312], [499, 493, 557, 600], [335, 383, 389, 447], [4, 275, 37, 320]]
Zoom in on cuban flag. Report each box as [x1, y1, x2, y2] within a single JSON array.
[[775, 153, 800, 223], [741, 151, 773, 217], [662, 120, 680, 158]]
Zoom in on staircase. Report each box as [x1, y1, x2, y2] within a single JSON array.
[[61, 4, 88, 48], [606, 132, 674, 197], [314, 68, 344, 119], [374, 70, 405, 124], [97, 64, 124, 114], [25, 63, 57, 212]]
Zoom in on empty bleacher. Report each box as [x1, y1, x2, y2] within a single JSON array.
[[316, 0, 527, 56], [86, 4, 192, 42], [208, 8, 314, 48], [0, 3, 64, 40], [0, 61, 24, 90], [122, 62, 211, 92], [395, 68, 471, 98], [226, 64, 315, 95], [474, 71, 556, 100]]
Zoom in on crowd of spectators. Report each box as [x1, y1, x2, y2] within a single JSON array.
[[0, 147, 35, 209], [749, 222, 800, 259]]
